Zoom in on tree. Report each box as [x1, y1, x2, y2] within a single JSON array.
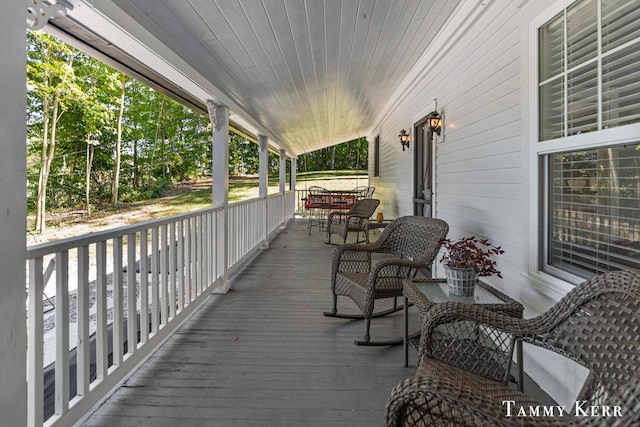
[[112, 74, 126, 204], [75, 55, 117, 214], [27, 32, 85, 233]]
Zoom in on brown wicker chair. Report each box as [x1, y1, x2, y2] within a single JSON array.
[[325, 198, 380, 244], [324, 216, 449, 345], [385, 269, 640, 426]]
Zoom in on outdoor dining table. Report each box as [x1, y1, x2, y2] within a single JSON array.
[[304, 190, 359, 232], [325, 190, 360, 206]]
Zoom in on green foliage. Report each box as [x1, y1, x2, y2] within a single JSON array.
[[297, 137, 368, 173], [25, 32, 369, 222]]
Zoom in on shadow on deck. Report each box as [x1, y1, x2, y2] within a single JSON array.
[[80, 219, 549, 426]]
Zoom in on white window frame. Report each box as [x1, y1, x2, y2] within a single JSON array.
[[528, 0, 640, 287]]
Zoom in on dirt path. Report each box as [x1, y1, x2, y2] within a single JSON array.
[[27, 176, 368, 246]]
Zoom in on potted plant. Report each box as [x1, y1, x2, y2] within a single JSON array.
[[438, 236, 505, 296]]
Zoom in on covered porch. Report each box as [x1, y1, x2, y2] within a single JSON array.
[[78, 219, 550, 426], [3, 0, 640, 426], [80, 219, 413, 426]]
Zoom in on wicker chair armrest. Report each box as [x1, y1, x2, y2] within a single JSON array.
[[370, 257, 428, 280], [385, 376, 572, 427], [327, 211, 348, 222]]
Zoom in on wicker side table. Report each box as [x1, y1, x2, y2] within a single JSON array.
[[403, 277, 525, 390]]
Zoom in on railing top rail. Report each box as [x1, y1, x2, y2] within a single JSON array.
[[27, 205, 222, 259], [229, 197, 267, 208], [28, 192, 295, 259]]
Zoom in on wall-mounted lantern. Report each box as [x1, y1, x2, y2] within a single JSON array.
[[426, 111, 442, 136], [398, 129, 410, 151]]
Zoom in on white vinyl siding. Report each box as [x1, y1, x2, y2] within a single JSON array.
[[371, 0, 524, 283]]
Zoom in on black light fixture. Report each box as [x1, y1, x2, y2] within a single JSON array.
[[398, 128, 410, 151], [426, 98, 442, 136], [426, 111, 442, 135]]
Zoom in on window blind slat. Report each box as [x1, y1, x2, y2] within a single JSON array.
[[602, 0, 640, 52], [540, 76, 564, 140], [568, 61, 598, 135], [603, 44, 640, 128], [567, 0, 597, 68], [548, 145, 640, 279], [539, 12, 564, 82]]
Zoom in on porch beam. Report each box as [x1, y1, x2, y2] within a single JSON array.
[[1, 1, 27, 425], [207, 100, 231, 292]]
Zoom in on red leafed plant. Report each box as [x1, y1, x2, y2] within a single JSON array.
[[438, 236, 505, 278]]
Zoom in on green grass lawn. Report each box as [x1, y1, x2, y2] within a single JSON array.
[[27, 170, 368, 244]]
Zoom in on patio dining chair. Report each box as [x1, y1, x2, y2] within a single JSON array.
[[385, 269, 640, 427], [353, 185, 375, 199], [324, 216, 449, 345], [325, 198, 380, 244], [302, 186, 330, 234]]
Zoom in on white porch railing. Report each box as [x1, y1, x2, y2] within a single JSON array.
[[26, 191, 295, 427]]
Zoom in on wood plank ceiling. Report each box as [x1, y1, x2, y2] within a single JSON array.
[[86, 0, 461, 155]]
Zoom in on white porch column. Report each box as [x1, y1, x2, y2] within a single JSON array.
[[279, 149, 286, 226], [279, 149, 286, 193], [258, 134, 268, 198], [207, 100, 231, 293], [1, 1, 27, 425], [258, 134, 269, 247], [290, 157, 297, 191]]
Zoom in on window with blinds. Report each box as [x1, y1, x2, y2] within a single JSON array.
[[538, 0, 640, 141], [539, 0, 640, 280], [548, 145, 640, 278]]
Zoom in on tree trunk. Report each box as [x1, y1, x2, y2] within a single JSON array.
[[35, 95, 61, 233], [34, 97, 50, 233], [162, 126, 166, 178], [150, 98, 165, 185], [85, 136, 95, 216], [112, 74, 125, 205], [133, 139, 139, 189], [330, 146, 336, 170]]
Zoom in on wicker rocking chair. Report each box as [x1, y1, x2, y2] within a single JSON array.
[[385, 269, 640, 427], [325, 198, 380, 244], [324, 216, 449, 345]]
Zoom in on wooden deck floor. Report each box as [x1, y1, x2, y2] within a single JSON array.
[[81, 219, 551, 427]]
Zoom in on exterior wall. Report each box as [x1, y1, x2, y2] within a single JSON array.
[[0, 1, 27, 424], [369, 0, 587, 405]]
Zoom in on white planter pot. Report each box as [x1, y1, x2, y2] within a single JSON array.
[[444, 266, 478, 297]]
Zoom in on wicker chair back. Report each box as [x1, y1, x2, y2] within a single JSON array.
[[375, 216, 448, 265]]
